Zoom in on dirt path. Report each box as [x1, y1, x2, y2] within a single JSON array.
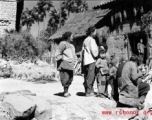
[[0, 76, 152, 120]]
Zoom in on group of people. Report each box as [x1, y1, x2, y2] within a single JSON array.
[[55, 25, 150, 110]]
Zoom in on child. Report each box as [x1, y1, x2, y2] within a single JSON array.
[[96, 46, 109, 98], [138, 63, 146, 76], [108, 61, 117, 99]]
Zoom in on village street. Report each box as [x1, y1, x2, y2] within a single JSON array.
[[0, 76, 152, 120]]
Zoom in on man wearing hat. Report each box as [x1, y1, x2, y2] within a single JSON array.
[[82, 25, 98, 97]]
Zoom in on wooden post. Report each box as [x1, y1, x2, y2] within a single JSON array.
[[146, 32, 150, 59], [126, 34, 131, 60]]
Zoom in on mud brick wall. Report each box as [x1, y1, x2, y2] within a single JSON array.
[[0, 0, 17, 37], [107, 35, 128, 62]]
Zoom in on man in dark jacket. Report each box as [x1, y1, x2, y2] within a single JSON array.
[[114, 55, 150, 109]]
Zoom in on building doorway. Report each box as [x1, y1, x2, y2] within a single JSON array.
[[128, 32, 148, 64]]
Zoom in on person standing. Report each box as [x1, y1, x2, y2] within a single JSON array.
[[55, 31, 77, 97], [96, 47, 109, 98], [82, 26, 98, 97], [137, 39, 145, 64]]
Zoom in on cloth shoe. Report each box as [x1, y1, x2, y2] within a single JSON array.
[[86, 92, 96, 97], [64, 93, 71, 97]]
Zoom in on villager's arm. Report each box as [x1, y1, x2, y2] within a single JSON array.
[[131, 63, 143, 82], [90, 38, 99, 58], [95, 59, 104, 68], [55, 42, 66, 61]]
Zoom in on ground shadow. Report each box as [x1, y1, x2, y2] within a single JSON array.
[[76, 92, 86, 96], [54, 92, 64, 97], [76, 92, 98, 96], [117, 102, 133, 108]]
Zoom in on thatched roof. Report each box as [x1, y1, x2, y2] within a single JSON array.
[[100, 0, 115, 5], [49, 9, 110, 40]]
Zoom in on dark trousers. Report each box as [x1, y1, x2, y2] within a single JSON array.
[[138, 82, 150, 97], [108, 76, 115, 97], [60, 69, 74, 93], [83, 62, 96, 94]]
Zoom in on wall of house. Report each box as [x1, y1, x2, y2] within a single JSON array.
[[97, 27, 128, 63], [73, 37, 85, 53], [0, 0, 17, 37], [105, 23, 152, 63], [107, 35, 128, 62]]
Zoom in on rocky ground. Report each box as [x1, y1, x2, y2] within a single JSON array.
[[0, 76, 152, 120]]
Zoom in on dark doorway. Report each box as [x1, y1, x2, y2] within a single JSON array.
[[128, 32, 147, 63]]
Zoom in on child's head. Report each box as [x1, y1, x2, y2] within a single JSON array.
[[109, 63, 113, 68], [99, 46, 106, 58]]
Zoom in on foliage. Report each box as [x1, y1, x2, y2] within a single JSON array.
[[21, 8, 35, 31], [62, 0, 88, 17], [46, 0, 88, 37], [32, 0, 54, 38], [47, 7, 67, 35], [141, 11, 152, 30], [0, 31, 48, 61], [37, 0, 53, 17], [32, 6, 45, 24]]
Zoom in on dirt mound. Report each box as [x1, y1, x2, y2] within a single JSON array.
[[0, 59, 59, 82]]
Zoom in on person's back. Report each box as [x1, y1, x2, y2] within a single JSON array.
[[117, 61, 145, 99], [56, 41, 77, 70], [115, 56, 150, 109], [83, 36, 98, 66]]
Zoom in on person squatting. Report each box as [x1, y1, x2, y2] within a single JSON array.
[[55, 25, 150, 110]]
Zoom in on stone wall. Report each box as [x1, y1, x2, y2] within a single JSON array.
[[97, 27, 129, 63], [0, 0, 17, 37]]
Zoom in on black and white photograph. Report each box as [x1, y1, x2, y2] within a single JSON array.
[[0, 0, 152, 120]]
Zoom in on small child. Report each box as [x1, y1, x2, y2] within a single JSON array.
[[138, 63, 146, 76], [108, 62, 117, 99], [96, 46, 109, 98]]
